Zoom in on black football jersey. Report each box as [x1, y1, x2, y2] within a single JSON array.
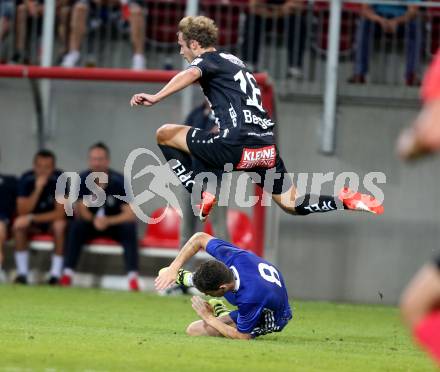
[[17, 170, 63, 214], [188, 51, 275, 145]]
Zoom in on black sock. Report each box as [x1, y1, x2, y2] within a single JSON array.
[[295, 194, 343, 215], [158, 145, 195, 194]]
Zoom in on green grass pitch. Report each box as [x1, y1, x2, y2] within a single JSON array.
[[0, 285, 435, 371]]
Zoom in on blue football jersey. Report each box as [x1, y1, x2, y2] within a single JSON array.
[[206, 238, 292, 334]]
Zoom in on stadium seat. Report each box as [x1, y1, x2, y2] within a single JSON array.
[[28, 233, 54, 251], [226, 209, 254, 251], [203, 220, 214, 235], [140, 207, 255, 253], [203, 209, 254, 251], [29, 233, 123, 254], [140, 207, 180, 249], [139, 207, 214, 259]]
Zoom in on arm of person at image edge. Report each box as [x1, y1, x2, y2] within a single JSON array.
[[154, 233, 252, 340], [397, 51, 440, 161], [15, 172, 65, 229], [129, 67, 201, 108], [75, 172, 135, 231], [361, 2, 418, 33]]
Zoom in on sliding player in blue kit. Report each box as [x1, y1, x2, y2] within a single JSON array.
[[155, 232, 292, 339]]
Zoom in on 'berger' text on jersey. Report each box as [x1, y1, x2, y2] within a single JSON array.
[[189, 51, 275, 145]]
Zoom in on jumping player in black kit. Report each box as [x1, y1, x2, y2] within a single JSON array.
[[130, 16, 384, 220]]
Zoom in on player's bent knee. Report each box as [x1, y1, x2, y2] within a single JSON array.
[[186, 321, 207, 337], [186, 322, 200, 336], [156, 124, 174, 145]]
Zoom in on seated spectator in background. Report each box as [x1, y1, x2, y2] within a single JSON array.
[[14, 150, 66, 285], [61, 0, 146, 69], [349, 1, 421, 86], [12, 0, 44, 63], [241, 0, 306, 77], [60, 142, 140, 291], [0, 173, 17, 281]]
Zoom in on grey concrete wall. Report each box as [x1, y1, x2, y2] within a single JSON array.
[[0, 78, 436, 304], [275, 100, 440, 305]]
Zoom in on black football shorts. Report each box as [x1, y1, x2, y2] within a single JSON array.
[[186, 128, 292, 195]]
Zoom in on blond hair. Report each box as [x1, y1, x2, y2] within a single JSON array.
[[178, 16, 218, 48]]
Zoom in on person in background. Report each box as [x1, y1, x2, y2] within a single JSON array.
[[397, 50, 440, 367], [14, 149, 66, 285], [11, 0, 73, 64], [61, 0, 146, 69], [349, 1, 421, 86], [0, 0, 15, 49], [12, 0, 44, 63], [60, 142, 140, 291], [241, 0, 306, 77]]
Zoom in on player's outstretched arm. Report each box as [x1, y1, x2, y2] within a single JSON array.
[[130, 68, 201, 107], [397, 100, 440, 160], [191, 296, 252, 340], [155, 232, 213, 290]]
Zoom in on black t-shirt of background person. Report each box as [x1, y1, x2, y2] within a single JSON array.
[[78, 169, 130, 217], [17, 170, 63, 214], [0, 174, 17, 221]]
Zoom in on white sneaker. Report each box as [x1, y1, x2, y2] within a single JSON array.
[[132, 54, 146, 70], [61, 50, 80, 68], [288, 66, 303, 79]]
